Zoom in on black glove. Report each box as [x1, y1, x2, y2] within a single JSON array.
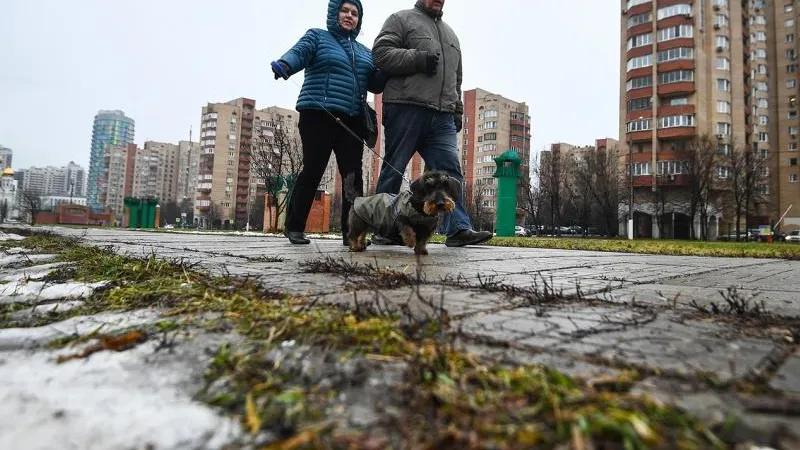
[[415, 51, 439, 75], [454, 113, 463, 133]]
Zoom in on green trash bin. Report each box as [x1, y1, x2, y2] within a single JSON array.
[[142, 198, 159, 229], [124, 197, 143, 228], [493, 150, 523, 237]]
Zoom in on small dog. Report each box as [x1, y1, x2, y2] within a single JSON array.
[[347, 171, 460, 255]]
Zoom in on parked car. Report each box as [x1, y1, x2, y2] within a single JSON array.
[[786, 230, 800, 243], [514, 226, 528, 236]]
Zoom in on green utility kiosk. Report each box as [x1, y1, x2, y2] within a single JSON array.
[[493, 150, 523, 237]]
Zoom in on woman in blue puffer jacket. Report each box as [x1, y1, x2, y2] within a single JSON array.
[[271, 0, 386, 245]]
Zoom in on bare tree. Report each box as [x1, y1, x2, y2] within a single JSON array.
[[726, 144, 767, 240], [206, 201, 223, 230], [572, 147, 623, 237], [464, 180, 493, 232], [539, 146, 569, 234], [682, 135, 722, 240], [19, 189, 43, 226], [250, 119, 304, 232]]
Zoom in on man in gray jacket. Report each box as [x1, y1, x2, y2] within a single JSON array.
[[371, 0, 492, 247]]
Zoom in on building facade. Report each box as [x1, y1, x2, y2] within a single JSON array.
[[0, 168, 18, 221], [620, 0, 800, 235], [88, 110, 135, 212], [0, 146, 12, 171], [460, 88, 532, 215], [176, 140, 201, 207], [17, 162, 86, 199], [101, 144, 137, 220], [196, 98, 257, 227]]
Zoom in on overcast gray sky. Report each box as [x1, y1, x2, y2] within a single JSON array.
[[1, 0, 620, 170]]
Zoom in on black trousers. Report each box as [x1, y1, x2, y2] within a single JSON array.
[[286, 109, 364, 234]]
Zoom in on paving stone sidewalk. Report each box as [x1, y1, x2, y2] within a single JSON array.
[[4, 226, 800, 448]]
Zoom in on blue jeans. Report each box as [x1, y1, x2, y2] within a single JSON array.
[[376, 103, 472, 236]]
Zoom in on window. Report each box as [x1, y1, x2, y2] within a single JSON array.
[[789, 64, 798, 73], [717, 101, 731, 114], [716, 36, 729, 49], [790, 174, 799, 183], [758, 64, 768, 74], [717, 78, 731, 91], [658, 25, 693, 42], [660, 115, 695, 128], [715, 14, 729, 27], [787, 49, 796, 60], [717, 57, 730, 70], [718, 144, 732, 156], [483, 133, 497, 141], [627, 12, 651, 28], [627, 97, 652, 112], [657, 47, 694, 63], [717, 122, 732, 135], [718, 167, 730, 179], [627, 118, 652, 132], [789, 80, 798, 89], [759, 115, 769, 125], [660, 70, 694, 84], [756, 81, 768, 91], [790, 142, 798, 151], [756, 31, 767, 41], [786, 4, 794, 13], [633, 162, 651, 176], [657, 4, 692, 20], [670, 97, 689, 106], [758, 132, 769, 142], [657, 160, 688, 175], [753, 15, 767, 25], [484, 110, 498, 118], [626, 75, 652, 91], [759, 184, 770, 195], [761, 149, 770, 159], [790, 158, 798, 166], [627, 33, 652, 49], [713, 0, 727, 7], [791, 126, 799, 136], [786, 19, 795, 28], [788, 34, 796, 44], [627, 55, 653, 71], [792, 110, 800, 119], [758, 98, 769, 108]]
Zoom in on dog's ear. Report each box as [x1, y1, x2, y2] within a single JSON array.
[[445, 176, 461, 200]]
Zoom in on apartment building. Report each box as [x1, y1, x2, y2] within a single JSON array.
[[176, 140, 201, 206], [621, 0, 800, 236], [17, 162, 86, 198], [88, 110, 135, 211], [102, 143, 137, 220], [0, 146, 11, 171], [140, 141, 199, 205], [460, 88, 531, 212], [197, 98, 257, 226]]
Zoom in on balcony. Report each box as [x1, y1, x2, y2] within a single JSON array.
[[626, 130, 653, 142], [658, 82, 695, 96], [197, 183, 213, 192], [658, 127, 696, 139]]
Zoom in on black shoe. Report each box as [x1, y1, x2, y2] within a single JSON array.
[[371, 234, 403, 246], [287, 231, 310, 245], [444, 229, 493, 247]]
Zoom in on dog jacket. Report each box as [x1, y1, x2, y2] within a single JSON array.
[[352, 191, 439, 237]]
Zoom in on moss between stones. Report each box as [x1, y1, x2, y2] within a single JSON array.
[[2, 233, 727, 449]]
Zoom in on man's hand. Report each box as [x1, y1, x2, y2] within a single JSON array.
[[454, 113, 463, 133], [271, 61, 290, 80], [415, 51, 439, 75]]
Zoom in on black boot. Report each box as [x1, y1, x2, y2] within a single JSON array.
[[287, 231, 310, 245]]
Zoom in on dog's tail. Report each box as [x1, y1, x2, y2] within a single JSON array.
[[343, 172, 360, 203]]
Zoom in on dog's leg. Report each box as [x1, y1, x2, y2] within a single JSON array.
[[399, 225, 417, 249], [348, 213, 369, 252], [414, 226, 433, 255]]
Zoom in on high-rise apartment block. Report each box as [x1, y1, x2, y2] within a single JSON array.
[[102, 144, 137, 219], [88, 110, 135, 211], [0, 146, 12, 171], [620, 0, 800, 235], [197, 98, 257, 226], [460, 88, 531, 211], [17, 162, 86, 198]]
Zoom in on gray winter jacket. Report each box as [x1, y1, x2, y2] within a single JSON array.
[[372, 2, 463, 114], [352, 191, 438, 237]]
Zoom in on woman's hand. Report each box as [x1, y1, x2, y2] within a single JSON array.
[[271, 61, 290, 80]]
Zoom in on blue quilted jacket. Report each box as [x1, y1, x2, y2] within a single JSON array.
[[277, 0, 385, 116]]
